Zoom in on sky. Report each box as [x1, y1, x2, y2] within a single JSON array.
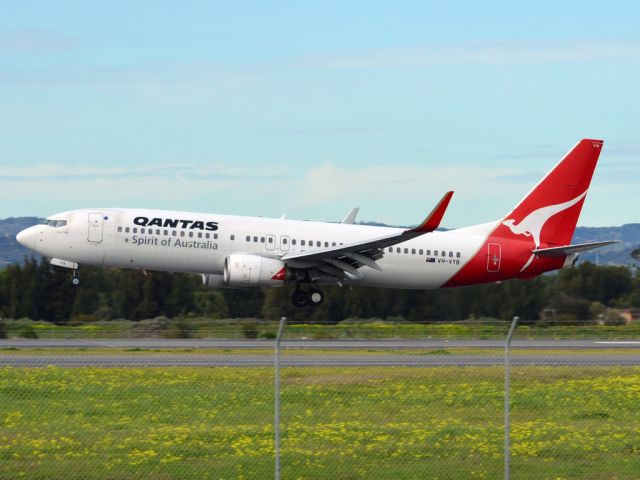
[[1, 1, 638, 227]]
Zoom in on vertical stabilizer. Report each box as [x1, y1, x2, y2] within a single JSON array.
[[501, 139, 603, 248]]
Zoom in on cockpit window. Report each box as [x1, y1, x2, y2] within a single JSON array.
[[45, 219, 68, 228]]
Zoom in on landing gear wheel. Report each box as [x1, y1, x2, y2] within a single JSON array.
[[71, 271, 80, 286], [291, 290, 308, 308], [307, 288, 324, 307]]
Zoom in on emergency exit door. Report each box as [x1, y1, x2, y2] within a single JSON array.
[[88, 213, 104, 242]]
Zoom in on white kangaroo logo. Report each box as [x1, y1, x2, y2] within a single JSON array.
[[502, 190, 587, 272]]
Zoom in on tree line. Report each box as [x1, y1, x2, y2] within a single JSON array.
[[0, 257, 637, 324]]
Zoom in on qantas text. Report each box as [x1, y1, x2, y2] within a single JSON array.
[[133, 217, 218, 231]]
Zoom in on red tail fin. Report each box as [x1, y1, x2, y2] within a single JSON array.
[[501, 139, 603, 248]]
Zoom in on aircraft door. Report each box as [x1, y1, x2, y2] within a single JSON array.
[[265, 234, 275, 251], [88, 213, 104, 243], [487, 243, 501, 272]]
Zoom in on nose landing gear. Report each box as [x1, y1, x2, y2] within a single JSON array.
[[290, 285, 325, 308], [71, 270, 80, 286]]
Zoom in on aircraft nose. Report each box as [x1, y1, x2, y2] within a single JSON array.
[[16, 226, 38, 251]]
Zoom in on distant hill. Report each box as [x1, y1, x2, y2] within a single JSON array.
[[0, 217, 637, 268], [572, 224, 640, 266], [0, 217, 41, 266]]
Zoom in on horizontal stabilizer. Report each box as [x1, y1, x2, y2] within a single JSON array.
[[533, 240, 619, 257]]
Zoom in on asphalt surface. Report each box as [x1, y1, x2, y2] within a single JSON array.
[[1, 339, 638, 367], [2, 339, 640, 349]]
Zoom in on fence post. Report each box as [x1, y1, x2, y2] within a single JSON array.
[[275, 316, 286, 480], [505, 316, 519, 480]]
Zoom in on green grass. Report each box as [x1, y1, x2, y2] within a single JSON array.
[[4, 318, 640, 340], [1, 366, 639, 479], [1, 346, 640, 356]]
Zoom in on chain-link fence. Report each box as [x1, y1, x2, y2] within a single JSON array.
[[1, 319, 639, 479]]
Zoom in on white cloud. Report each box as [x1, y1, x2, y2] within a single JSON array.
[[305, 40, 640, 69], [297, 163, 521, 206], [0, 29, 79, 54], [0, 162, 290, 182]]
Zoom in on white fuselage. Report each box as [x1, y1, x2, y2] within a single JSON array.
[[19, 208, 497, 289]]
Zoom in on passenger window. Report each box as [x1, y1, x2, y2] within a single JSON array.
[[165, 230, 169, 236], [449, 251, 453, 257], [456, 252, 461, 258], [426, 250, 431, 255], [118, 227, 123, 233], [172, 231, 177, 237], [283, 238, 288, 244], [125, 227, 130, 233], [301, 240, 306, 246], [214, 233, 218, 239], [324, 242, 328, 247], [205, 233, 210, 239], [141, 228, 146, 234], [316, 241, 321, 247], [133, 228, 137, 234], [292, 239, 296, 245], [231, 235, 235, 241], [396, 247, 401, 253], [188, 231, 193, 238], [332, 242, 336, 247], [434, 250, 438, 256], [246, 236, 250, 242], [411, 248, 416, 254], [388, 247, 393, 253], [261, 237, 265, 243], [268, 237, 273, 243], [419, 249, 423, 255], [198, 232, 202, 238], [404, 248, 408, 254], [156, 229, 161, 235], [180, 231, 185, 237], [253, 236, 258, 242]]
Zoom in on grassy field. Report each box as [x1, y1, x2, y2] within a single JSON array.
[[4, 317, 640, 340], [1, 365, 639, 479]]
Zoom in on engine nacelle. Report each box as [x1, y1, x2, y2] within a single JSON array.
[[224, 254, 287, 287], [202, 273, 226, 288]]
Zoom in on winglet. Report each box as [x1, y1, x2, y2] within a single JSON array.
[[341, 207, 359, 224], [410, 191, 454, 233]]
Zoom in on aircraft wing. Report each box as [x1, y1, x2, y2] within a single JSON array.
[[281, 191, 453, 279], [532, 240, 620, 257]]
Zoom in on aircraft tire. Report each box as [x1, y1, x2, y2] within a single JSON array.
[[291, 290, 308, 308], [307, 288, 324, 307], [71, 277, 80, 286]]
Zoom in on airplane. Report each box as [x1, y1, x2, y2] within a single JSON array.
[[16, 139, 617, 307]]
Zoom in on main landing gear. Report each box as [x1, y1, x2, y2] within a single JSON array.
[[291, 285, 325, 308]]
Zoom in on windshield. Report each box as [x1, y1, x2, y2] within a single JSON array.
[[44, 219, 68, 228]]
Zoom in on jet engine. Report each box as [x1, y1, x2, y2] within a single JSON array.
[[223, 254, 287, 287], [201, 273, 226, 288]]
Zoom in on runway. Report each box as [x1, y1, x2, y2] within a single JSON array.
[[1, 353, 639, 367], [2, 338, 639, 350]]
